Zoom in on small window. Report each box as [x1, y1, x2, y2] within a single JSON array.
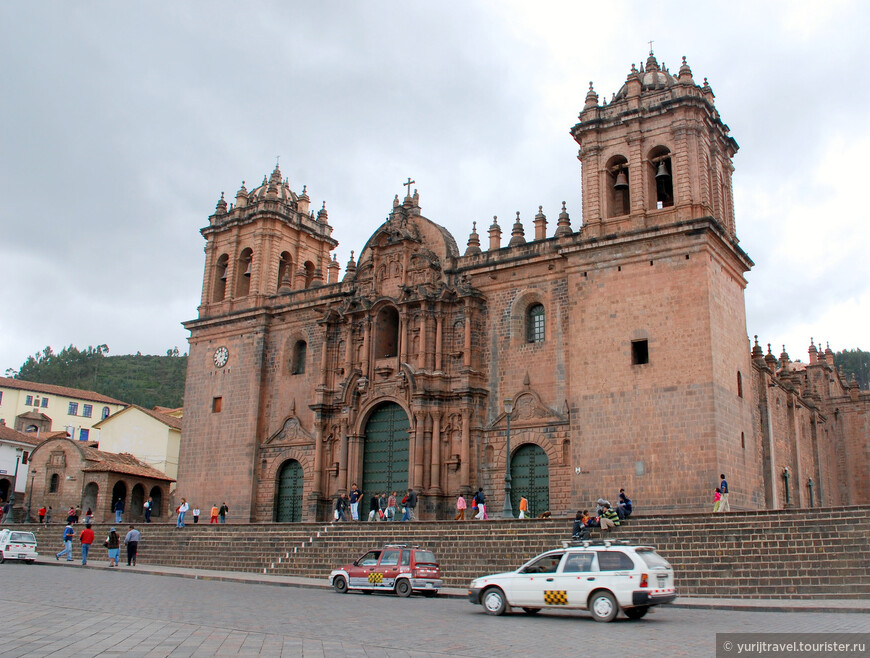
[[49, 473, 59, 493], [68, 402, 79, 415], [527, 304, 545, 343], [22, 451, 29, 465], [82, 404, 93, 418], [41, 398, 49, 408], [522, 553, 564, 574], [79, 429, 89, 441], [291, 340, 307, 375], [400, 550, 411, 567], [212, 397, 223, 413], [358, 551, 381, 566], [563, 553, 594, 573], [379, 549, 400, 566], [102, 407, 110, 419], [737, 371, 743, 398], [597, 551, 635, 571], [631, 340, 649, 365], [741, 432, 745, 449], [25, 395, 34, 405]]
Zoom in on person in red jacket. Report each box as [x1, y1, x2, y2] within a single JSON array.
[[79, 523, 95, 566]]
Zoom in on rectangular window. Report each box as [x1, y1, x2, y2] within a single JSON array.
[[82, 404, 93, 418], [212, 397, 222, 413], [41, 397, 48, 408], [25, 395, 34, 405], [631, 340, 649, 365], [79, 428, 89, 441], [68, 402, 79, 415], [22, 451, 29, 465]]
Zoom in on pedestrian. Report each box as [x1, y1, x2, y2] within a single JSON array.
[[45, 505, 52, 525], [400, 492, 410, 522], [84, 508, 93, 525], [367, 494, 379, 522], [378, 492, 388, 521], [1, 500, 11, 524], [349, 483, 362, 521], [617, 489, 633, 520], [143, 497, 153, 523], [104, 526, 120, 567], [713, 487, 722, 513], [124, 524, 141, 566], [210, 504, 219, 523], [74, 506, 81, 524], [455, 493, 467, 520], [405, 488, 418, 521], [56, 522, 75, 561], [66, 506, 76, 524], [219, 502, 229, 523], [474, 488, 487, 520], [38, 505, 46, 524], [79, 522, 95, 565], [192, 506, 200, 524], [572, 510, 591, 540], [387, 491, 397, 521], [176, 498, 189, 527], [333, 494, 347, 522], [114, 498, 125, 524], [601, 503, 620, 530], [718, 474, 730, 512], [518, 495, 529, 519]]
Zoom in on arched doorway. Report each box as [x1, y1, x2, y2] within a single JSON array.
[[82, 482, 99, 516], [510, 443, 549, 518], [111, 481, 127, 517], [275, 460, 304, 522], [0, 478, 10, 502], [148, 486, 163, 518], [362, 402, 409, 501], [131, 484, 146, 519]]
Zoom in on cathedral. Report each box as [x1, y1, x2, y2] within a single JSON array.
[[178, 53, 869, 522]]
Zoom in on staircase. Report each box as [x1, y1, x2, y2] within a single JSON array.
[[25, 506, 870, 599]]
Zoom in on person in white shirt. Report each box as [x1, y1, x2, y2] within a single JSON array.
[[176, 498, 189, 528]]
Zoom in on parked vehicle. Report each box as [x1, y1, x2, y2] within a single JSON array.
[[330, 544, 442, 597], [0, 529, 38, 564], [468, 540, 675, 621]]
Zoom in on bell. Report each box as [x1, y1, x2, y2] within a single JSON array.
[[613, 170, 628, 189], [219, 270, 228, 281], [655, 161, 670, 179], [243, 261, 252, 277]]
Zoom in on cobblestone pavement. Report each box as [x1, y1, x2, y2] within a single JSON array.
[[1, 564, 868, 657]]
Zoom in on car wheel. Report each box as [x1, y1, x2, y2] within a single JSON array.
[[395, 579, 412, 598], [333, 575, 348, 594], [482, 587, 507, 616], [625, 606, 649, 620], [589, 591, 618, 622], [522, 607, 541, 615]]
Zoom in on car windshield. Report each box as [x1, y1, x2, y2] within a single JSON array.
[[10, 532, 36, 543], [521, 553, 564, 574], [636, 548, 671, 569], [414, 551, 437, 565]]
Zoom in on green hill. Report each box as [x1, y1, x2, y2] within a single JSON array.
[[14, 345, 187, 409]]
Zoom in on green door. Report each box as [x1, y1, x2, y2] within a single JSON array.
[[511, 444, 549, 518], [362, 402, 410, 500], [276, 459, 304, 522]]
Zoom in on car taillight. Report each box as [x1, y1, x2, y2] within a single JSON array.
[[640, 573, 648, 588]]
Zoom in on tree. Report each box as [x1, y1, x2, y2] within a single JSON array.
[[834, 349, 870, 390]]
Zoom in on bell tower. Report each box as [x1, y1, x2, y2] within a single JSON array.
[[571, 53, 739, 239]]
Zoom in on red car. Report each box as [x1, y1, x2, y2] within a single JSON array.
[[329, 544, 442, 597]]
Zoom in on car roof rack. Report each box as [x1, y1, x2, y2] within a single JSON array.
[[383, 544, 420, 549], [560, 538, 634, 549]]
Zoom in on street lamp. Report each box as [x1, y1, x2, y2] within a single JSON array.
[[25, 469, 36, 524], [9, 453, 21, 505], [501, 398, 514, 519]]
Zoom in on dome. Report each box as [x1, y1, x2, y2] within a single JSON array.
[[613, 53, 677, 102], [248, 164, 298, 203]]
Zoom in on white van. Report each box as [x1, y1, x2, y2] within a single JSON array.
[[0, 529, 39, 563]]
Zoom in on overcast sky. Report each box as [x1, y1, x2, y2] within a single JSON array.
[[2, 1, 868, 375]]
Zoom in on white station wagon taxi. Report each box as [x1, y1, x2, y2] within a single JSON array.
[[0, 529, 39, 564], [468, 540, 675, 622]]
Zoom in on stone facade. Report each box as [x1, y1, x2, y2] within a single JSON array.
[[178, 52, 868, 521]]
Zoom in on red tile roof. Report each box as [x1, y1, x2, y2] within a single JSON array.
[[0, 425, 43, 446], [78, 446, 174, 482], [0, 377, 128, 406], [93, 404, 182, 431]]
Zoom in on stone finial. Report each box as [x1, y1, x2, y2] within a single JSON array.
[[554, 201, 573, 238], [488, 216, 502, 251], [584, 81, 599, 110], [317, 201, 328, 223], [270, 162, 282, 185], [508, 211, 526, 247], [464, 221, 482, 256], [779, 345, 791, 370], [215, 191, 228, 215], [343, 250, 357, 281], [751, 335, 764, 360], [678, 55, 693, 82], [701, 77, 715, 103], [237, 180, 248, 196], [300, 184, 309, 200], [327, 253, 340, 284], [764, 343, 778, 370], [646, 52, 659, 71], [808, 338, 818, 363], [533, 206, 547, 241]]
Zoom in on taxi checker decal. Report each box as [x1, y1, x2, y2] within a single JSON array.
[[368, 572, 384, 584], [544, 590, 568, 605]]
